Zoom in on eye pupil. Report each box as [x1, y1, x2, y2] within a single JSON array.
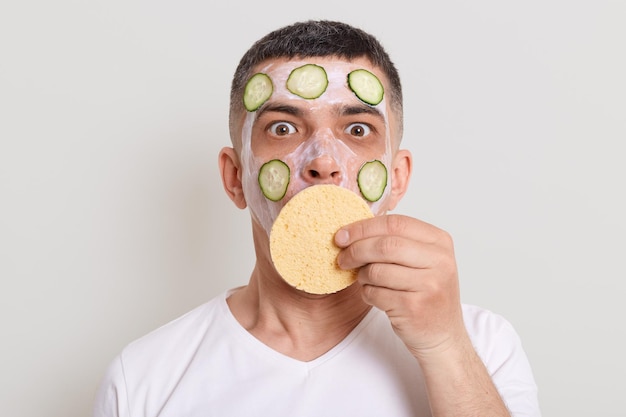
[[347, 123, 371, 138], [275, 123, 291, 136]]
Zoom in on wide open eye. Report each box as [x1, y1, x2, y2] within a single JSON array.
[[269, 121, 297, 137], [346, 123, 371, 138]]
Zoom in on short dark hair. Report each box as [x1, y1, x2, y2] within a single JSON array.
[[228, 20, 403, 144]]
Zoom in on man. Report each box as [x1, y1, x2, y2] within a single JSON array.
[[93, 20, 540, 416]]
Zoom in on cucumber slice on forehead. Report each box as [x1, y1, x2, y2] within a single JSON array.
[[286, 64, 329, 99], [243, 73, 273, 111], [348, 69, 384, 105], [357, 160, 387, 202], [258, 159, 290, 201]]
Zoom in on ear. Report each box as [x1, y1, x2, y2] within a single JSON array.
[[218, 147, 247, 209], [387, 149, 412, 211]]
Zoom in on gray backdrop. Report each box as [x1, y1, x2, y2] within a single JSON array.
[[1, 1, 625, 416]]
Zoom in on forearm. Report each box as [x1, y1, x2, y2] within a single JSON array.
[[417, 337, 511, 417]]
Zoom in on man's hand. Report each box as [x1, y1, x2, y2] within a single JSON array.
[[335, 214, 512, 417], [334, 214, 467, 359]]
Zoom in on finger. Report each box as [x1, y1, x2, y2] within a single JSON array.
[[358, 263, 427, 291], [335, 214, 445, 248], [337, 235, 443, 270], [360, 283, 418, 314]]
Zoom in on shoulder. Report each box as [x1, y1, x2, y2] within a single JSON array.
[[461, 303, 518, 338], [103, 289, 233, 383], [461, 305, 541, 415], [461, 304, 538, 385], [461, 303, 524, 358], [94, 291, 236, 417], [92, 290, 233, 416], [121, 291, 229, 361]]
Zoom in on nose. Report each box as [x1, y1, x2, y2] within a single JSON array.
[[302, 155, 343, 185]]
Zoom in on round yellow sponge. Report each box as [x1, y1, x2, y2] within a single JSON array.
[[270, 184, 374, 294]]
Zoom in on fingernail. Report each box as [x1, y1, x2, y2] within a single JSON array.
[[335, 229, 349, 246]]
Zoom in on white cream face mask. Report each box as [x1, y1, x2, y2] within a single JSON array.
[[239, 60, 393, 235]]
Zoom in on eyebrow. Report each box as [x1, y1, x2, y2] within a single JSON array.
[[255, 103, 303, 121], [254, 102, 386, 125], [337, 104, 386, 122]]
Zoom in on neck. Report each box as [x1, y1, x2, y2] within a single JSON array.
[[227, 223, 371, 361]]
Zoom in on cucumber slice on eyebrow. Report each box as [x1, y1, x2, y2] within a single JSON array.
[[286, 64, 329, 99], [243, 73, 273, 111], [357, 160, 387, 202], [348, 69, 384, 105], [258, 159, 290, 201]]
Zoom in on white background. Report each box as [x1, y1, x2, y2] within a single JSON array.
[[1, 1, 624, 416]]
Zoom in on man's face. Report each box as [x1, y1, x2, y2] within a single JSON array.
[[237, 57, 398, 234]]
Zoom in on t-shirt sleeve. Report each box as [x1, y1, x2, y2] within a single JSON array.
[[464, 305, 542, 417], [92, 355, 129, 417]]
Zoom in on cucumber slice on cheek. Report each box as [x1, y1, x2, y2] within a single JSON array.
[[286, 64, 329, 99], [258, 159, 290, 201], [243, 73, 273, 111], [358, 160, 388, 202]]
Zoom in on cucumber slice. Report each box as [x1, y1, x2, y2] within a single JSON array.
[[348, 69, 384, 105], [258, 159, 290, 201], [286, 64, 328, 99], [243, 73, 273, 111], [357, 160, 387, 202]]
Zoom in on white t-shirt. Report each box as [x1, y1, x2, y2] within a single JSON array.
[[92, 290, 541, 417]]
